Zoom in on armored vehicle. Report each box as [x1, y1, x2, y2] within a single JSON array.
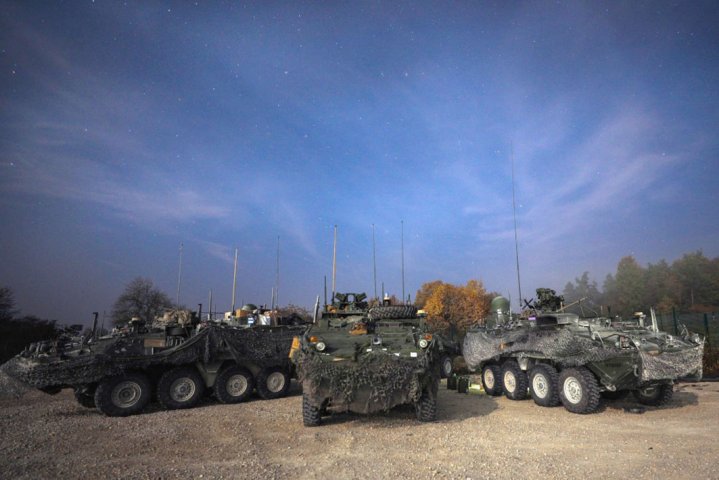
[[1, 311, 306, 416], [463, 290, 704, 414], [290, 293, 443, 426]]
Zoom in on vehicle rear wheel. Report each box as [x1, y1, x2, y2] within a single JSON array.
[[529, 364, 560, 407], [558, 367, 600, 414], [440, 355, 453, 378], [415, 389, 437, 422], [302, 392, 322, 427], [94, 372, 151, 417], [481, 364, 503, 396], [215, 365, 254, 404], [157, 366, 205, 410], [256, 367, 291, 400], [74, 384, 97, 408], [633, 384, 673, 406], [501, 360, 528, 400]]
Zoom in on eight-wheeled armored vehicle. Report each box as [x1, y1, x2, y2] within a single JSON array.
[[290, 293, 443, 426], [463, 290, 705, 414], [1, 311, 306, 416]]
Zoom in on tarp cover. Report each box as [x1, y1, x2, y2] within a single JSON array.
[[296, 348, 439, 414]]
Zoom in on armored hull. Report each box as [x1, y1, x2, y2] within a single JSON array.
[[291, 302, 441, 426], [1, 322, 306, 416], [463, 295, 704, 414]]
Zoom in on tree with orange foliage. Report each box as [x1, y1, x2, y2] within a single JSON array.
[[418, 280, 492, 334]]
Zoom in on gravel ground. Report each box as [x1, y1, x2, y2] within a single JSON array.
[[1, 379, 717, 479]]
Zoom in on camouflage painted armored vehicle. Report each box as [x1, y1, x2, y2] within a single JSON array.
[[463, 290, 704, 414], [1, 311, 306, 416], [290, 293, 443, 426]]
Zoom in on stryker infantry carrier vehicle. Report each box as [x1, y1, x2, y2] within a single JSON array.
[[1, 310, 307, 416], [290, 293, 443, 426], [462, 289, 704, 414]]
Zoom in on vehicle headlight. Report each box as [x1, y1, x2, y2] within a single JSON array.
[[418, 333, 433, 349], [315, 341, 326, 352]]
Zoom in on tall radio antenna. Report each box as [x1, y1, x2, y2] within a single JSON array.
[[511, 142, 523, 308], [372, 223, 377, 301]]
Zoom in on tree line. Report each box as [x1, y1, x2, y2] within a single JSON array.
[[0, 286, 62, 364], [563, 251, 719, 318]]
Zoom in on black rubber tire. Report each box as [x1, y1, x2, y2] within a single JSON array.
[[447, 375, 458, 390], [528, 364, 560, 407], [633, 384, 673, 406], [481, 364, 503, 396], [368, 305, 417, 320], [415, 390, 437, 422], [74, 385, 97, 408], [558, 367, 601, 414], [157, 366, 205, 410], [256, 367, 291, 400], [302, 392, 322, 427], [440, 355, 453, 378], [94, 372, 151, 417], [601, 390, 630, 401], [501, 360, 529, 400], [215, 365, 254, 404]]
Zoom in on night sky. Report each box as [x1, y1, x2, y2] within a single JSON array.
[[1, 1, 718, 326]]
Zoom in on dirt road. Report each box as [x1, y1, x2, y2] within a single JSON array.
[[1, 380, 716, 479]]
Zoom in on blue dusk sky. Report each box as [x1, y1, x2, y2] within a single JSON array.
[[1, 1, 718, 325]]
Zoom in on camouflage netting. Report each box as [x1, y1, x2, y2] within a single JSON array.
[[296, 349, 439, 414], [463, 328, 625, 369], [152, 309, 194, 328], [638, 343, 704, 381], [0, 324, 305, 392], [463, 328, 704, 382]]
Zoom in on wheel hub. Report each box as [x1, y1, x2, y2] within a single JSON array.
[[533, 373, 548, 398], [266, 372, 286, 393], [504, 371, 516, 393], [563, 376, 582, 404], [170, 378, 196, 402], [484, 369, 495, 389], [226, 374, 249, 397], [111, 381, 141, 408]]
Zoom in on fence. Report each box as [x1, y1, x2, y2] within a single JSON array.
[[655, 311, 718, 347]]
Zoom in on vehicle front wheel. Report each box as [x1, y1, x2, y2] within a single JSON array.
[[256, 367, 291, 400], [415, 390, 437, 422], [481, 364, 503, 396], [94, 372, 151, 417], [440, 355, 453, 378], [529, 364, 560, 407], [302, 392, 322, 427], [157, 366, 205, 410], [215, 365, 254, 404], [501, 360, 528, 400], [558, 367, 600, 414], [633, 384, 673, 406], [74, 384, 97, 408]]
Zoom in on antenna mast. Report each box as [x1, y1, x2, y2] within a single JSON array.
[[176, 242, 183, 305], [372, 223, 377, 301], [511, 142, 523, 308], [231, 247, 238, 313], [401, 220, 405, 304], [275, 235, 280, 308], [331, 225, 337, 305]]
